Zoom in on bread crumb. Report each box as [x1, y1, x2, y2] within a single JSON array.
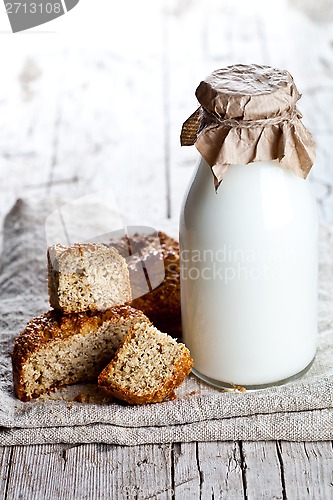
[[231, 384, 246, 394], [73, 393, 85, 403]]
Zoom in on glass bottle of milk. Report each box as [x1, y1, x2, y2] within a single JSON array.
[[180, 65, 318, 389]]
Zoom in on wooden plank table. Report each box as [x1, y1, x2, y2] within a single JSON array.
[[0, 0, 332, 497]]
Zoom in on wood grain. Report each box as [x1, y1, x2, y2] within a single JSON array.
[[197, 441, 245, 499], [1, 441, 333, 498], [0, 446, 12, 500], [281, 441, 333, 499], [241, 442, 285, 499], [3, 444, 67, 500], [171, 442, 201, 498], [1, 443, 174, 500]]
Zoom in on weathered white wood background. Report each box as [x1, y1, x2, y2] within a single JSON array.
[[0, 0, 333, 498]]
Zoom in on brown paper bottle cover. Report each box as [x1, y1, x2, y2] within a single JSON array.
[[180, 64, 316, 188]]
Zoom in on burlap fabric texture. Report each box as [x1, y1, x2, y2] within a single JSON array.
[[0, 198, 332, 446]]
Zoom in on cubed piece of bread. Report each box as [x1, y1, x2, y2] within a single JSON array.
[[98, 322, 193, 404], [12, 306, 149, 401], [48, 243, 132, 313]]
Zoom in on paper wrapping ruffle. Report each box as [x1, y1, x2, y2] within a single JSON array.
[[181, 64, 316, 187], [0, 198, 333, 446]]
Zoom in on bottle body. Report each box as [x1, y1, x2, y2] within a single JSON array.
[[180, 157, 318, 388]]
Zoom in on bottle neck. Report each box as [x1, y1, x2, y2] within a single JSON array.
[[196, 156, 285, 188]]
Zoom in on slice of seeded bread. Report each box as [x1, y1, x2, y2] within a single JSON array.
[[48, 243, 132, 314], [98, 322, 193, 404], [12, 306, 149, 401]]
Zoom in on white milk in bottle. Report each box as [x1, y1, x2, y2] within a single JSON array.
[[180, 65, 318, 389]]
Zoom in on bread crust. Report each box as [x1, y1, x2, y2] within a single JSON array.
[[98, 325, 193, 404], [109, 232, 181, 337], [12, 306, 148, 401]]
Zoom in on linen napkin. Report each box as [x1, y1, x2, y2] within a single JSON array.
[[0, 198, 332, 446]]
